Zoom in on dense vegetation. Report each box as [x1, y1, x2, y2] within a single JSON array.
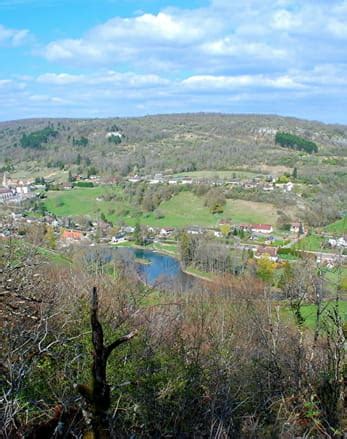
[[20, 125, 58, 149], [275, 131, 318, 153], [1, 235, 346, 438]]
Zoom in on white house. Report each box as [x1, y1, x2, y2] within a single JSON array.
[[290, 222, 302, 233], [251, 224, 273, 234]]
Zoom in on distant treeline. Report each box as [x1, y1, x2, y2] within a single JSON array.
[[20, 126, 58, 149], [275, 132, 318, 153]]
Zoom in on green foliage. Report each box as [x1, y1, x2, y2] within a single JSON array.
[[20, 126, 58, 149], [108, 134, 122, 144], [74, 181, 94, 188], [256, 257, 275, 282], [205, 188, 226, 214], [275, 131, 318, 154], [134, 222, 143, 245], [73, 136, 89, 147], [277, 175, 290, 183], [87, 166, 98, 177]]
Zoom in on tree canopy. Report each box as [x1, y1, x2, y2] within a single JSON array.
[[20, 126, 58, 149], [275, 131, 318, 153]]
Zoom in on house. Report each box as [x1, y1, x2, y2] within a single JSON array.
[[0, 188, 14, 203], [290, 222, 303, 233], [284, 182, 294, 192], [328, 237, 347, 248], [106, 131, 122, 139], [122, 226, 135, 234], [181, 178, 193, 185], [128, 175, 142, 183], [263, 184, 274, 192], [186, 226, 204, 235], [251, 224, 273, 234], [62, 182, 73, 190], [254, 246, 278, 262], [219, 219, 232, 226], [160, 227, 175, 237], [15, 184, 30, 195], [239, 224, 251, 231], [276, 182, 294, 192], [61, 230, 83, 241], [111, 232, 127, 244], [316, 253, 339, 268]]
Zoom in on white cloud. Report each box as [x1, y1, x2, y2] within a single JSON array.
[[43, 10, 220, 64], [182, 74, 303, 90], [0, 24, 29, 46], [37, 71, 170, 87], [0, 79, 12, 87], [37, 73, 84, 85], [271, 10, 301, 30], [2, 1, 347, 122], [201, 37, 287, 59]]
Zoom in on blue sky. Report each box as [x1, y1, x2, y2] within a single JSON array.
[[0, 0, 346, 123]]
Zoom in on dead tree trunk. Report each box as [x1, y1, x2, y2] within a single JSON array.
[[77, 287, 137, 438]]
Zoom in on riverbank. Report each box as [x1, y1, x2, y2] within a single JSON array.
[[182, 266, 215, 282], [112, 241, 214, 282]]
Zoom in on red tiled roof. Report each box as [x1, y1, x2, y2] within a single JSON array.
[[251, 224, 272, 230], [62, 230, 82, 240]]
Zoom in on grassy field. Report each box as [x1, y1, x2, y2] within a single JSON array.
[[223, 199, 278, 225], [44, 187, 132, 222], [294, 234, 327, 252], [282, 300, 347, 329], [325, 217, 347, 234], [44, 188, 278, 228]]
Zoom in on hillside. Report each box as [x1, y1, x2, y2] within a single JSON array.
[[0, 114, 346, 179]]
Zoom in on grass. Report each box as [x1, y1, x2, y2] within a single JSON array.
[[323, 267, 347, 297], [37, 247, 71, 265], [44, 186, 132, 222], [143, 193, 278, 228], [223, 199, 278, 225], [184, 265, 215, 281], [282, 300, 347, 329], [325, 217, 347, 234], [44, 187, 278, 229], [294, 234, 327, 252]]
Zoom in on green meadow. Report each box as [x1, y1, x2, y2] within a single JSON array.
[[44, 188, 278, 228], [325, 217, 347, 234]]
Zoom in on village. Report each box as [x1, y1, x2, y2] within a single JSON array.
[[1, 172, 346, 271]]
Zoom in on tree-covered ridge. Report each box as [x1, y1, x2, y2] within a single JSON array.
[[275, 131, 318, 153], [20, 125, 58, 149]]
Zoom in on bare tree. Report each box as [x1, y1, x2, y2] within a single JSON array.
[[77, 287, 137, 438]]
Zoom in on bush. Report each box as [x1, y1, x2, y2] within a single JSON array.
[[74, 181, 94, 188]]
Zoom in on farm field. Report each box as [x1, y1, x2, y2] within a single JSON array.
[[43, 188, 279, 228]]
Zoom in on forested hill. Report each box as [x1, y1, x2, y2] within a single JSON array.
[[0, 113, 346, 176]]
